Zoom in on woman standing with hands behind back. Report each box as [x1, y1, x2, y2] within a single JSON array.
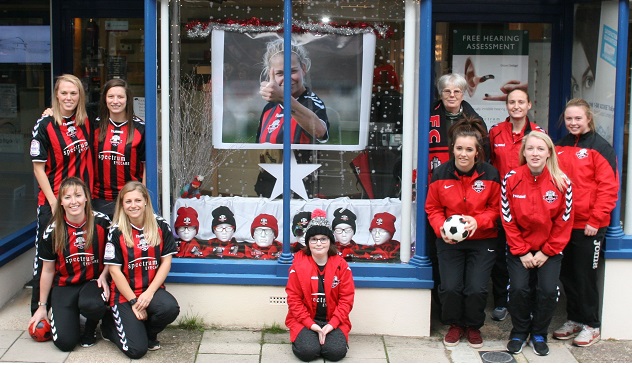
[[501, 131, 573, 356], [92, 78, 146, 217], [553, 98, 619, 347]]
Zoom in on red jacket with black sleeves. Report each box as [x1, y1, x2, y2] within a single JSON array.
[[425, 160, 500, 240], [285, 251, 355, 342], [556, 131, 619, 230], [489, 118, 544, 178], [501, 165, 573, 256]]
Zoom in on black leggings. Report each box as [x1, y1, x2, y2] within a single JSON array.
[[102, 288, 180, 359], [292, 320, 348, 362], [49, 281, 108, 351], [31, 204, 52, 315]]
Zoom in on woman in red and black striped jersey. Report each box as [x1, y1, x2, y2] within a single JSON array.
[[257, 38, 329, 145], [92, 79, 146, 217], [28, 177, 111, 351], [102, 181, 179, 359], [29, 74, 93, 315]]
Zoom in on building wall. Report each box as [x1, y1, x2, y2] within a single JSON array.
[[168, 284, 431, 337]]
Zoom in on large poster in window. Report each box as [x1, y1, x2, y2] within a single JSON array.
[[211, 30, 374, 151], [452, 29, 529, 128]]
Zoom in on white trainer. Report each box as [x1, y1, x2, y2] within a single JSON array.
[[573, 326, 601, 347]]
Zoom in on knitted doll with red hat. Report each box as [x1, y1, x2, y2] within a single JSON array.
[[356, 212, 401, 262], [174, 206, 211, 258], [180, 175, 204, 199], [208, 205, 243, 258], [246, 213, 282, 260]]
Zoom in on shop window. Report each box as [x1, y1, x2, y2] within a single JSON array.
[[434, 22, 552, 131], [0, 3, 50, 240], [170, 1, 413, 264]]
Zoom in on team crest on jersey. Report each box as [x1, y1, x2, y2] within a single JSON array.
[[543, 190, 558, 204], [74, 236, 86, 250], [110, 134, 122, 147], [137, 236, 150, 251], [576, 148, 589, 159], [30, 140, 40, 157], [332, 275, 340, 288], [66, 126, 77, 138], [267, 117, 282, 134], [472, 180, 486, 193], [104, 242, 115, 260]]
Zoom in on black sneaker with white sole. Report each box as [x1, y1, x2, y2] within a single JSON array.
[[80, 332, 96, 348], [530, 335, 549, 356], [148, 339, 161, 351], [506, 338, 526, 354]]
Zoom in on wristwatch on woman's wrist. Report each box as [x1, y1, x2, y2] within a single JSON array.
[[37, 301, 47, 306], [128, 298, 138, 306]]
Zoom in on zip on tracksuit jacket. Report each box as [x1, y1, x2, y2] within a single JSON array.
[[285, 252, 355, 342], [425, 160, 501, 240], [501, 165, 573, 256], [556, 131, 619, 229]]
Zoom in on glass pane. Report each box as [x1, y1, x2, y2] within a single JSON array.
[[73, 18, 145, 116], [0, 7, 50, 239], [435, 22, 551, 131], [173, 0, 409, 263]]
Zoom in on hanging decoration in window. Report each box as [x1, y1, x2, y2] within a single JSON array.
[[185, 17, 393, 39]]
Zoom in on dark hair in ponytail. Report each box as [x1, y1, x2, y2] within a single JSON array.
[[448, 116, 487, 163]]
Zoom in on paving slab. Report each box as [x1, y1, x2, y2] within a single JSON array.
[[569, 339, 632, 363], [0, 330, 21, 350], [64, 339, 130, 363], [261, 343, 321, 363], [384, 336, 450, 363], [445, 342, 484, 363], [195, 353, 260, 363], [521, 341, 577, 363], [1, 332, 68, 363], [262, 332, 290, 344], [346, 334, 386, 360], [199, 330, 261, 354]]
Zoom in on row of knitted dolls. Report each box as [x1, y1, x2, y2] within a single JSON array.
[[173, 205, 402, 262]]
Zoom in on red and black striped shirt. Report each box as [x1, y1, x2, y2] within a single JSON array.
[[256, 88, 329, 144], [93, 116, 146, 201], [104, 215, 177, 305], [30, 115, 93, 206], [38, 211, 111, 287]]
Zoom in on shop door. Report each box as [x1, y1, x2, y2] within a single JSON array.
[[53, 1, 144, 116]]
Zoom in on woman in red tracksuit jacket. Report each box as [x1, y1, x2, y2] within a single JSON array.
[[553, 98, 619, 347], [487, 88, 545, 321], [285, 209, 355, 362], [425, 118, 500, 349], [501, 131, 573, 356]]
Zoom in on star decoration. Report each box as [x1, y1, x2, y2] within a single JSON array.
[[259, 153, 321, 200]]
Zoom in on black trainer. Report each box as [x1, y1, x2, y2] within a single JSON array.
[[506, 338, 526, 354], [530, 335, 549, 356], [80, 331, 96, 348], [148, 339, 161, 351]]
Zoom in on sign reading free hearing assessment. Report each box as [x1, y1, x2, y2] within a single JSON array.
[[452, 29, 529, 127]]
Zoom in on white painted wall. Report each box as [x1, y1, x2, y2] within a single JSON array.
[[168, 284, 431, 337], [0, 248, 34, 310], [601, 259, 632, 340]]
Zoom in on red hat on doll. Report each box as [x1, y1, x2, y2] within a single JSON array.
[[369, 212, 396, 237], [250, 213, 278, 238], [174, 206, 199, 229]]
